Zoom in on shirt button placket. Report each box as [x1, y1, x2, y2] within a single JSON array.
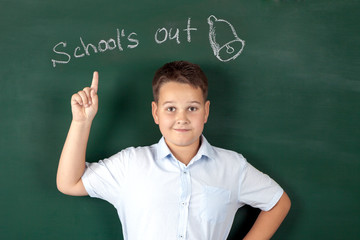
[[178, 168, 191, 240]]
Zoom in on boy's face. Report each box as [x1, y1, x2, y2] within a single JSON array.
[[152, 81, 210, 152]]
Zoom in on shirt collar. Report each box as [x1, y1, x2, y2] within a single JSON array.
[[196, 135, 215, 161], [156, 137, 173, 160], [156, 135, 215, 163]]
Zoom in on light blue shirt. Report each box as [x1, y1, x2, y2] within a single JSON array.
[[82, 136, 283, 240]]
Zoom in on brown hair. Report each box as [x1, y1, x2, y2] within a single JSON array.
[[152, 61, 208, 102]]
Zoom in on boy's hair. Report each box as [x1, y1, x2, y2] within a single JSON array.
[[152, 61, 208, 102]]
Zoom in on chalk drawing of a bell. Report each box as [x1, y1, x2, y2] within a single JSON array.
[[208, 15, 245, 62]]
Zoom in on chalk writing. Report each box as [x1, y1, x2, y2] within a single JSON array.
[[51, 15, 244, 67], [51, 28, 139, 67], [155, 18, 197, 44]]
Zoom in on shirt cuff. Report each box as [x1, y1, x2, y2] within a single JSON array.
[[262, 188, 284, 211]]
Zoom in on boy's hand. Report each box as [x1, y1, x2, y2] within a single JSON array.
[[71, 71, 99, 123]]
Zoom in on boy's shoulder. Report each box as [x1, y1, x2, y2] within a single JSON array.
[[211, 145, 247, 164], [198, 136, 249, 168], [117, 143, 157, 159]]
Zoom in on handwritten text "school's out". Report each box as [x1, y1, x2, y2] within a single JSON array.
[[51, 16, 245, 67]]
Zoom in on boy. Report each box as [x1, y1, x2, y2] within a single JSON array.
[[57, 61, 291, 240]]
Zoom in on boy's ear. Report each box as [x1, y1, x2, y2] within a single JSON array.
[[151, 101, 159, 124], [204, 100, 210, 123]]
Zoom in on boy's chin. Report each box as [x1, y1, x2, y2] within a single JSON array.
[[165, 137, 201, 148]]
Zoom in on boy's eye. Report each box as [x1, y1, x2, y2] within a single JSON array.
[[167, 107, 176, 112], [188, 107, 197, 112]]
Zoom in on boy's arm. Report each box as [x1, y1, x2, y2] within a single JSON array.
[[56, 72, 99, 196], [243, 191, 291, 240]]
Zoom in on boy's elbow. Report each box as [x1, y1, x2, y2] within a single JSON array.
[[56, 179, 70, 195], [56, 175, 73, 195], [56, 177, 88, 196], [56, 183, 75, 196]]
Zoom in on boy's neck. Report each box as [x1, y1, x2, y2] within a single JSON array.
[[165, 138, 201, 166]]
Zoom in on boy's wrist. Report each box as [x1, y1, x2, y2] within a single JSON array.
[[71, 119, 93, 128]]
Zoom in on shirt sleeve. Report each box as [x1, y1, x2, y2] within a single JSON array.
[[238, 161, 284, 211], [81, 149, 130, 206]]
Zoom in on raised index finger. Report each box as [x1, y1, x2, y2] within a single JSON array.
[[91, 71, 99, 93]]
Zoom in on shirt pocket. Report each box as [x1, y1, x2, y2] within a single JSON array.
[[200, 185, 231, 224]]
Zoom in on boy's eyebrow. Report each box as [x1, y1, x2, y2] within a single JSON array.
[[162, 101, 175, 105], [162, 101, 201, 105], [188, 101, 201, 104]]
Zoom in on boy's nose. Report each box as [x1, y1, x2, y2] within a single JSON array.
[[176, 111, 189, 125]]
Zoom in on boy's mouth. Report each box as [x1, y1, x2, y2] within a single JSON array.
[[174, 128, 190, 132]]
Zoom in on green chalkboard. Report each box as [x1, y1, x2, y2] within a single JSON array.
[[1, 0, 359, 239]]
